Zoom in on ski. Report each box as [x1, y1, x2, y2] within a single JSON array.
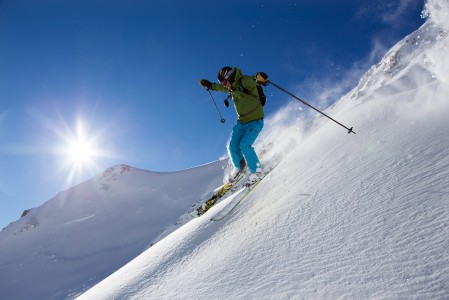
[[192, 172, 245, 217], [210, 168, 274, 222]]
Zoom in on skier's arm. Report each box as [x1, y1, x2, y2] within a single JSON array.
[[211, 83, 229, 93], [199, 79, 228, 93]]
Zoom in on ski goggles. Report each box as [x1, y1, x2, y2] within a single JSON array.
[[219, 69, 234, 85]]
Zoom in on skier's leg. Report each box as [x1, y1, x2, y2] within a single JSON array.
[[239, 119, 264, 173], [227, 122, 245, 169]]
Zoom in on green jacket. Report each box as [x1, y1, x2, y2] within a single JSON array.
[[212, 67, 264, 124]]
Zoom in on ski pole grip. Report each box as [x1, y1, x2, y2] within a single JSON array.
[[256, 72, 269, 85]]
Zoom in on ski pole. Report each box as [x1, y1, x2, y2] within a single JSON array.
[[268, 81, 355, 134], [206, 89, 226, 124]]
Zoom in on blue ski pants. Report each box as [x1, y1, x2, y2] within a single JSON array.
[[227, 119, 264, 173]]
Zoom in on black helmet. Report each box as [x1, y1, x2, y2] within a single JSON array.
[[217, 66, 235, 84]]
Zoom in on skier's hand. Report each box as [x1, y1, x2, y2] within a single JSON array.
[[199, 79, 213, 90], [256, 72, 269, 86]]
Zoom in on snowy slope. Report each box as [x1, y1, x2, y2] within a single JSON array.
[[0, 161, 228, 299], [78, 1, 449, 299]]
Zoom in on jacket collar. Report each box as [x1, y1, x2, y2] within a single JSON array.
[[230, 67, 243, 91]]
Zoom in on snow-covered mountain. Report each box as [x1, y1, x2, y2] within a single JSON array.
[[2, 0, 449, 299], [0, 161, 228, 299]]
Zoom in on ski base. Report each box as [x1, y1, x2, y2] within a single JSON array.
[[210, 169, 273, 222], [193, 173, 245, 217]]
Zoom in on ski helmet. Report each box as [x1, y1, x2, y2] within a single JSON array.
[[217, 66, 235, 84]]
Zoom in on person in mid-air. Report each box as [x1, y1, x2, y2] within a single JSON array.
[[200, 66, 269, 185]]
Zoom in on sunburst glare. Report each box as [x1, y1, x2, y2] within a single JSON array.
[[26, 105, 117, 189], [56, 119, 109, 185], [63, 124, 98, 167]]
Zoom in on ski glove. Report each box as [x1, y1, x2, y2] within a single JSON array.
[[256, 72, 269, 86], [199, 79, 213, 90]]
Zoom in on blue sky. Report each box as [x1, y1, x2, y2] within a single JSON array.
[[0, 0, 425, 228]]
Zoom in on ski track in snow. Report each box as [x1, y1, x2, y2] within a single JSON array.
[[60, 215, 96, 227]]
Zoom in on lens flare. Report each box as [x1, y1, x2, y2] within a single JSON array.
[[26, 105, 119, 193], [63, 122, 98, 168]]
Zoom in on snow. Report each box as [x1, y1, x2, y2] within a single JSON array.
[[0, 162, 228, 299], [2, 0, 449, 298]]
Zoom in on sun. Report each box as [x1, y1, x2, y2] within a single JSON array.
[[58, 119, 103, 173], [28, 107, 115, 188], [66, 136, 96, 166]]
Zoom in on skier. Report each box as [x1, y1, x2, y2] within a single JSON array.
[[200, 66, 269, 185]]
